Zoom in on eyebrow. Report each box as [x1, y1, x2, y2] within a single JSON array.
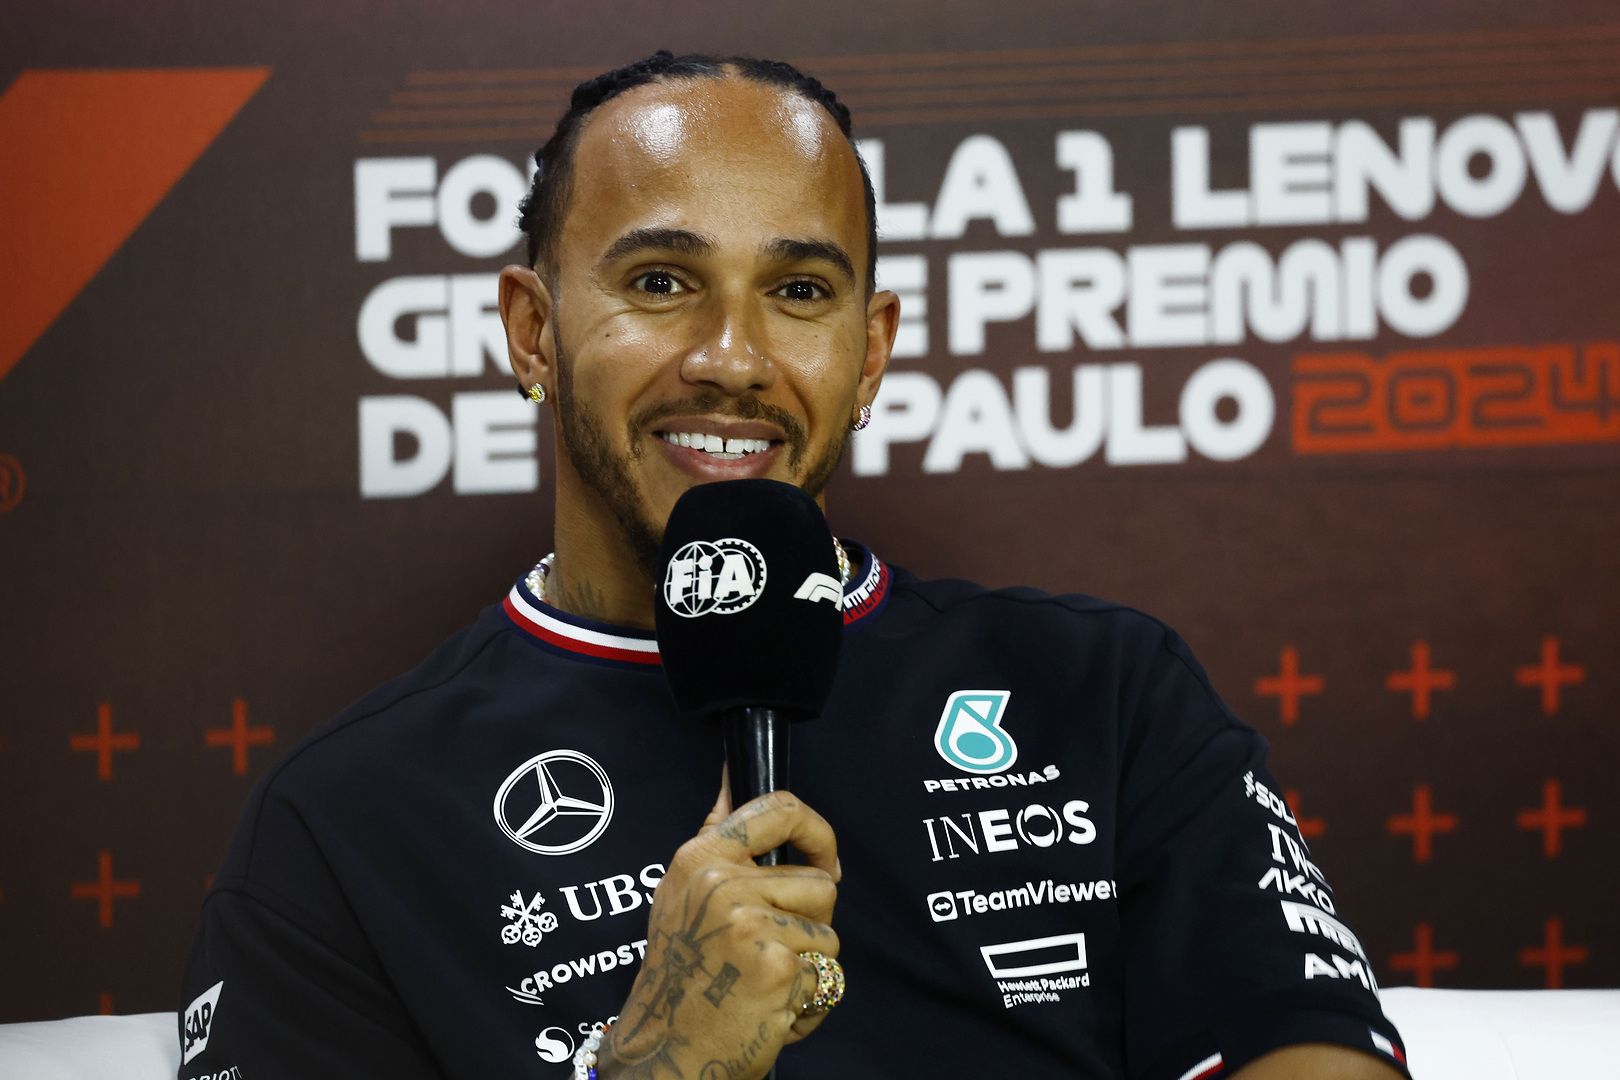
[[597, 227, 856, 288], [599, 227, 717, 265], [763, 237, 855, 286]]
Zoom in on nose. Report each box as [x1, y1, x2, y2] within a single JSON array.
[[679, 295, 776, 396]]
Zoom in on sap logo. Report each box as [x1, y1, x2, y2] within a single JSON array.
[[181, 980, 223, 1064], [935, 690, 1017, 774], [922, 801, 1096, 862], [512, 940, 649, 1002], [558, 863, 666, 921], [793, 572, 843, 605], [1304, 952, 1375, 991], [663, 539, 766, 617]]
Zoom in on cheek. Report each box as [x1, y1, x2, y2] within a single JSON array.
[[571, 322, 673, 410], [781, 321, 864, 415]]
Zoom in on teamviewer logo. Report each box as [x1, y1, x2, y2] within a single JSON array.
[[927, 890, 958, 921]]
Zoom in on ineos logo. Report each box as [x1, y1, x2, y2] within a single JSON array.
[[662, 538, 767, 617]]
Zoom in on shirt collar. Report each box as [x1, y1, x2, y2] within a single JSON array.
[[501, 540, 891, 669]]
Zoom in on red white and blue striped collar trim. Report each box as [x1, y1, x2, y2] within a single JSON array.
[[501, 541, 891, 667], [503, 586, 662, 668], [840, 540, 890, 627]]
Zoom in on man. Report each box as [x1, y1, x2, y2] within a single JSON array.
[[179, 53, 1409, 1080]]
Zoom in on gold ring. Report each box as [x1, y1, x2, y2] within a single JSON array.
[[798, 950, 845, 1013]]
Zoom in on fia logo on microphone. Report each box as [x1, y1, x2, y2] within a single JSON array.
[[935, 690, 1018, 774], [663, 538, 767, 617]]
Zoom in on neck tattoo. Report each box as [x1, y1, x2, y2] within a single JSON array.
[[528, 539, 852, 606]]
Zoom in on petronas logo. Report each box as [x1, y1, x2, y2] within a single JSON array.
[[934, 691, 1017, 774]]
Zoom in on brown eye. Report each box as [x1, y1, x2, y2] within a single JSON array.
[[634, 271, 680, 295], [779, 280, 825, 302]]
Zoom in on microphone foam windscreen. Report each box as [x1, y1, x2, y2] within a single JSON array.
[[654, 479, 845, 720]]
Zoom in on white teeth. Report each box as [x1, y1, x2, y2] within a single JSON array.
[[659, 431, 772, 456]]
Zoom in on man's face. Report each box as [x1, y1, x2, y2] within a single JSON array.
[[536, 76, 894, 568]]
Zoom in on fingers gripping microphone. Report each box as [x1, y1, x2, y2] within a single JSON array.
[[654, 480, 845, 866]]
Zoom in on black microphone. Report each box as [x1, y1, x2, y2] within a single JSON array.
[[654, 479, 845, 866]]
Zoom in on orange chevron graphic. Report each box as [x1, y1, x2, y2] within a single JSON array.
[[0, 67, 270, 383]]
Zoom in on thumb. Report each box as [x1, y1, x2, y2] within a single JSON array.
[[701, 763, 733, 830]]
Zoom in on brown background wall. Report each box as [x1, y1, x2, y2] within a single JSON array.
[[1, 0, 1616, 1024]]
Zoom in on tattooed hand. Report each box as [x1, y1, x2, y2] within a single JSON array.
[[596, 771, 840, 1080]]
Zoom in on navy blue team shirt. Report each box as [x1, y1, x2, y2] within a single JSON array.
[[178, 543, 1410, 1080]]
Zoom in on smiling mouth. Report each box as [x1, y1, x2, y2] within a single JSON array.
[[657, 430, 777, 460]]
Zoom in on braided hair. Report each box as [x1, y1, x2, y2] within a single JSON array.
[[517, 51, 878, 295]]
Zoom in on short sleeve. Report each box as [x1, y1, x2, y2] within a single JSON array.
[[178, 880, 444, 1079], [1112, 625, 1410, 1080]]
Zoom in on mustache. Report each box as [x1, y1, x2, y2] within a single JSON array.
[[629, 392, 808, 465]]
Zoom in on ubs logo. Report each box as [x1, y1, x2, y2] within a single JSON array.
[[663, 538, 767, 617], [493, 749, 614, 855]]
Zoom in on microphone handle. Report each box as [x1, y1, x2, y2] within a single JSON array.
[[721, 707, 791, 1080], [722, 706, 791, 866]]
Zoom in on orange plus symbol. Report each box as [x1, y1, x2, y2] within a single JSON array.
[[205, 697, 274, 775], [1386, 783, 1458, 862], [1519, 917, 1588, 988], [69, 702, 139, 780], [1514, 636, 1585, 716], [1385, 641, 1456, 719], [70, 850, 141, 928], [1254, 647, 1324, 726], [1283, 788, 1326, 839], [1516, 779, 1587, 858], [1389, 922, 1459, 987]]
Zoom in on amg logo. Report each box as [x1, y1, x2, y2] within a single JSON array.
[[1305, 951, 1375, 991]]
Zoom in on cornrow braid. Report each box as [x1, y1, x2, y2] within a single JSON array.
[[516, 51, 877, 295]]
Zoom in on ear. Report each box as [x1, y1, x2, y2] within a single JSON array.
[[857, 288, 901, 411], [499, 264, 556, 394]]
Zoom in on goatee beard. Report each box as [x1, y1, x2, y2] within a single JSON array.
[[552, 334, 851, 582]]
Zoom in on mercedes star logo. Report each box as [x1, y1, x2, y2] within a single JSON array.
[[493, 749, 615, 855]]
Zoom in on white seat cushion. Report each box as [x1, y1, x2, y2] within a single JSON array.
[[0, 1013, 179, 1080], [1382, 987, 1620, 1080]]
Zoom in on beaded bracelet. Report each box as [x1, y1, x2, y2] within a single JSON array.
[[573, 1019, 613, 1080]]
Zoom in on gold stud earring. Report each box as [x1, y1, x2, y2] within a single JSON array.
[[527, 383, 547, 404]]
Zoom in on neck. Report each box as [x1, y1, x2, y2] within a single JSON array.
[[547, 460, 659, 630]]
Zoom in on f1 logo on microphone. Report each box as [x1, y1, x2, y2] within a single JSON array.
[[793, 572, 842, 605], [927, 890, 958, 921]]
